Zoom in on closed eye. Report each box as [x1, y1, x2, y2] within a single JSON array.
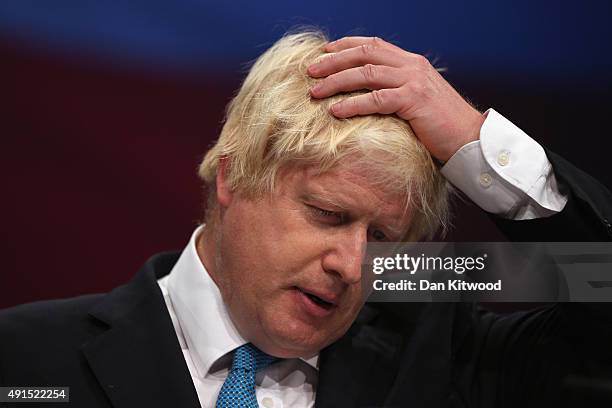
[[307, 204, 345, 224], [307, 205, 394, 240]]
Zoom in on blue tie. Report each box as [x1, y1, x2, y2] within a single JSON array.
[[215, 343, 277, 408]]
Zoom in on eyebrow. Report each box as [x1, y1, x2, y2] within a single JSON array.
[[303, 192, 350, 211]]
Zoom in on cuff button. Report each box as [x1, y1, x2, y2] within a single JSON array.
[[497, 151, 510, 166], [479, 173, 493, 188]]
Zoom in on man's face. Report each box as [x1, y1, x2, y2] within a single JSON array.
[[203, 160, 412, 358]]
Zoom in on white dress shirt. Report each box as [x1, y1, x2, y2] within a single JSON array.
[[441, 108, 567, 219], [158, 227, 318, 408], [157, 109, 567, 407]]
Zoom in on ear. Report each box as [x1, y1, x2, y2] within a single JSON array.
[[216, 157, 234, 208]]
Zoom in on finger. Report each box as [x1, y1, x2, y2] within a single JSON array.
[[325, 36, 403, 53], [330, 89, 404, 118], [310, 65, 403, 98], [308, 45, 407, 78]]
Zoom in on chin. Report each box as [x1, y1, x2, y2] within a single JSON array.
[[259, 316, 334, 358]]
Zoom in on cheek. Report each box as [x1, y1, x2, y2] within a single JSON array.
[[216, 201, 308, 304], [223, 201, 325, 280]]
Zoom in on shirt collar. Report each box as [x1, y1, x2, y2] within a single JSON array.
[[166, 226, 318, 378]]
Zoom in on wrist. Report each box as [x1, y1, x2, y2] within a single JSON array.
[[438, 110, 485, 162]]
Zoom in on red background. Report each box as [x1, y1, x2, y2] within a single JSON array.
[[3, 40, 611, 309]]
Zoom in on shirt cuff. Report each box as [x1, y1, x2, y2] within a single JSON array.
[[440, 108, 568, 220]]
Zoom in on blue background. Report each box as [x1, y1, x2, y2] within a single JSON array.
[[1, 0, 611, 83]]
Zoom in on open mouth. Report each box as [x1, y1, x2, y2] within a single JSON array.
[[304, 292, 334, 309], [296, 287, 336, 311]]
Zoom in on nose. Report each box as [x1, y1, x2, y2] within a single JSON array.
[[321, 225, 367, 285]]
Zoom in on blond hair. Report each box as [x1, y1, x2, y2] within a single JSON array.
[[199, 29, 449, 240]]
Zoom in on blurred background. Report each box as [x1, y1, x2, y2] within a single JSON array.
[[3, 0, 612, 308]]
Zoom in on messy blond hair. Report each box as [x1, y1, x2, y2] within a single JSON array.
[[199, 29, 449, 240]]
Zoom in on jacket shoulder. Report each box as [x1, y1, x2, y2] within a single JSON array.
[[0, 294, 109, 386], [0, 293, 105, 335]]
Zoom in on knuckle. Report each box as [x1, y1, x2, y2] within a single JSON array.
[[371, 36, 384, 47], [324, 52, 337, 64], [318, 52, 336, 68], [360, 43, 376, 57], [371, 89, 386, 108], [414, 54, 430, 68], [361, 64, 377, 83]]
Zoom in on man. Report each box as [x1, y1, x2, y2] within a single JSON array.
[[1, 30, 611, 408]]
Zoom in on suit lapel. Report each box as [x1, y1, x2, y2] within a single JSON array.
[[81, 253, 200, 408]]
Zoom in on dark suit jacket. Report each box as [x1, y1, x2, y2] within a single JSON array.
[[2, 151, 612, 408]]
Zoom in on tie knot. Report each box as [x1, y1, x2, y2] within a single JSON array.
[[231, 343, 277, 373]]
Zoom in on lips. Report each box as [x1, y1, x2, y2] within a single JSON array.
[[294, 286, 339, 318], [299, 287, 338, 306]]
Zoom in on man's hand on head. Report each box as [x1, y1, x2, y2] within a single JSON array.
[[308, 36, 485, 163]]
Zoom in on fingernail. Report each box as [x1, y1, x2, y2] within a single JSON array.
[[331, 103, 341, 115], [308, 64, 319, 75], [310, 83, 322, 94]]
